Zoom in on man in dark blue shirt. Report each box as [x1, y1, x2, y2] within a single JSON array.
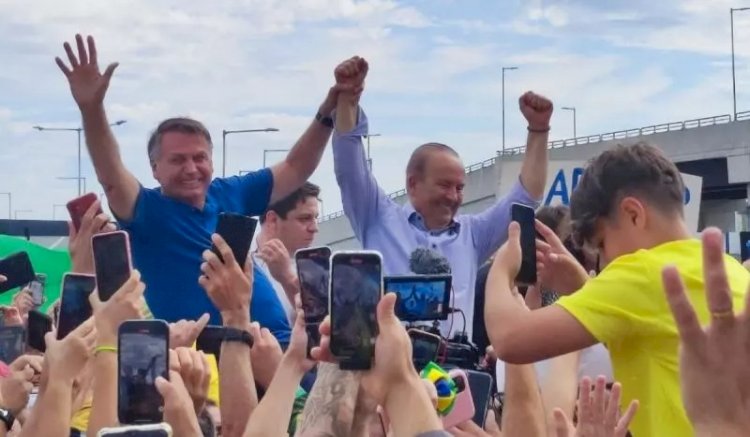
[[55, 34, 364, 342]]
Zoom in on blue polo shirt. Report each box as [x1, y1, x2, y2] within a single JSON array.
[[117, 170, 290, 344]]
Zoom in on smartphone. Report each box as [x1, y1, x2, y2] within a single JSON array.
[[442, 369, 476, 429], [0, 326, 26, 363], [0, 252, 35, 294], [295, 246, 332, 354], [196, 325, 225, 361], [27, 310, 52, 352], [330, 251, 383, 370], [57, 273, 95, 340], [212, 213, 257, 268], [118, 320, 170, 424], [385, 274, 452, 322], [97, 423, 173, 437], [408, 329, 442, 370], [466, 370, 494, 427], [67, 192, 102, 231], [511, 203, 537, 285], [93, 231, 133, 302], [27, 274, 47, 308]]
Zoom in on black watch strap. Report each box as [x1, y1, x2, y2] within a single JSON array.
[[222, 327, 254, 348], [315, 111, 334, 128], [0, 408, 14, 430]]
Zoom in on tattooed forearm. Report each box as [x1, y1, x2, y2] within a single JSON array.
[[296, 363, 360, 437]]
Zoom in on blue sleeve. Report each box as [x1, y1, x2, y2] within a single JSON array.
[[117, 186, 164, 235], [211, 168, 274, 216]]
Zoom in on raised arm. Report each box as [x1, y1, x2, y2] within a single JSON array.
[[470, 92, 551, 262], [56, 34, 140, 221], [269, 57, 366, 204]]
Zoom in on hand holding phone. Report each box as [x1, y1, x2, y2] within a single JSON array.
[[28, 274, 47, 308], [57, 274, 95, 339], [511, 203, 537, 285], [0, 252, 35, 294], [67, 192, 102, 231], [295, 246, 331, 355], [27, 310, 52, 352], [93, 231, 133, 302], [212, 213, 257, 268], [442, 369, 476, 429]]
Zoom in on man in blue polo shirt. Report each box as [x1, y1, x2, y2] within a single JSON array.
[[55, 34, 365, 344]]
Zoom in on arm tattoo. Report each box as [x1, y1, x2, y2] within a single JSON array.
[[296, 363, 360, 437]]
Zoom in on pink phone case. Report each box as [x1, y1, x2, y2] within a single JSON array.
[[442, 369, 476, 429]]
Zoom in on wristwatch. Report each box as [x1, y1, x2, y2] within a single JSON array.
[[315, 111, 334, 128], [222, 327, 254, 348], [0, 408, 14, 430]]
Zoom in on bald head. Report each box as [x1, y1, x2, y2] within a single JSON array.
[[406, 143, 460, 179]]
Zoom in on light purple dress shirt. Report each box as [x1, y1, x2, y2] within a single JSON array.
[[333, 108, 540, 337]]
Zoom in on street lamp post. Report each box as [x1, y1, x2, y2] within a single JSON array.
[[34, 120, 126, 196], [14, 210, 32, 220], [561, 106, 577, 139], [363, 133, 381, 170], [58, 176, 87, 194], [731, 7, 750, 120], [0, 192, 10, 220], [263, 149, 290, 168], [221, 128, 279, 177], [501, 66, 519, 153]]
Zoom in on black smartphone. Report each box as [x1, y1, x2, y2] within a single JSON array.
[[28, 274, 47, 308], [118, 320, 170, 425], [0, 252, 35, 294], [295, 246, 331, 355], [97, 424, 172, 436], [57, 273, 95, 340], [511, 203, 537, 285], [27, 310, 52, 352], [408, 329, 442, 370], [466, 370, 494, 427], [0, 326, 26, 363], [212, 213, 257, 268], [385, 274, 452, 322], [93, 231, 133, 302], [330, 251, 383, 370], [196, 325, 225, 362]]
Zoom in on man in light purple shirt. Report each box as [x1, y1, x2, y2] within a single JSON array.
[[332, 59, 552, 338]]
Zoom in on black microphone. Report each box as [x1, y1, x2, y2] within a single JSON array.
[[409, 247, 451, 275]]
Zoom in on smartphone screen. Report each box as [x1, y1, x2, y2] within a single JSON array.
[[466, 370, 494, 427], [0, 326, 26, 363], [385, 275, 452, 322], [330, 251, 382, 369], [212, 213, 257, 268], [295, 247, 331, 324], [27, 310, 52, 352], [408, 330, 440, 370], [67, 192, 101, 231], [118, 320, 169, 424], [511, 203, 537, 285], [196, 325, 224, 362], [57, 274, 95, 340], [28, 274, 46, 308], [93, 231, 132, 302], [0, 252, 35, 294]]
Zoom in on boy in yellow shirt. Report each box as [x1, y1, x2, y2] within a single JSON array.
[[485, 142, 749, 437]]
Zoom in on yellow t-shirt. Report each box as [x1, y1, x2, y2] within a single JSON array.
[[557, 239, 749, 437]]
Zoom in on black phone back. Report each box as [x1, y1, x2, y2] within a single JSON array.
[[511, 203, 537, 285], [27, 310, 52, 352], [212, 213, 257, 267], [0, 252, 35, 293]]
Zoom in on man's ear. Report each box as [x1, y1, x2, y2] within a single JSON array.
[[620, 196, 647, 229]]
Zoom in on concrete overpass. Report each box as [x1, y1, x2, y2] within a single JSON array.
[[315, 110, 750, 251]]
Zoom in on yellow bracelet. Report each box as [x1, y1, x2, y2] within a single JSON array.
[[94, 345, 118, 356]]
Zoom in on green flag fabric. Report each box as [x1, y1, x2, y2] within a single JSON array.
[[0, 236, 72, 312]]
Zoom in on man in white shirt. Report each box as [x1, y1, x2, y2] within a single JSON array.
[[254, 182, 321, 323]]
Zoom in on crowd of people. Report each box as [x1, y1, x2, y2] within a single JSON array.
[[0, 32, 749, 437]]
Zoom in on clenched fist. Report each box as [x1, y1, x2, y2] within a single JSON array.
[[335, 56, 368, 91], [519, 91, 553, 131]]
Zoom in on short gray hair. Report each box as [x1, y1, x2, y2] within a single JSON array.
[[147, 117, 213, 162]]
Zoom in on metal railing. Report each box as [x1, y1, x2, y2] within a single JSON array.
[[320, 110, 750, 222]]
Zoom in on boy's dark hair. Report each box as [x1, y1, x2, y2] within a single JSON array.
[[259, 182, 321, 224], [570, 142, 684, 246]]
